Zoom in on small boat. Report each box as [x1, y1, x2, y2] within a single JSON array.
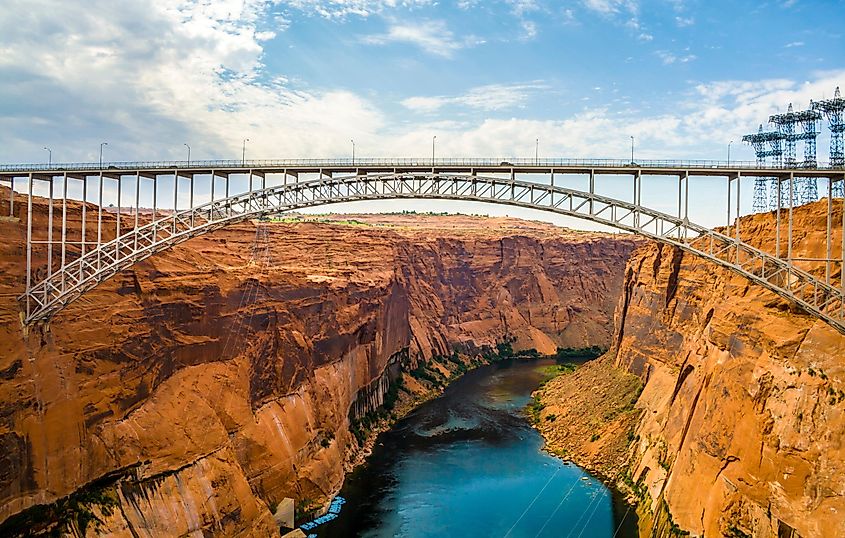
[[580, 476, 589, 481]]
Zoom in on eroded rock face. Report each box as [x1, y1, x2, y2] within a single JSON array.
[[0, 190, 637, 536], [616, 200, 845, 537]]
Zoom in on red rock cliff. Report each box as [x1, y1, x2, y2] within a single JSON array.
[[615, 199, 845, 537], [0, 190, 637, 536]]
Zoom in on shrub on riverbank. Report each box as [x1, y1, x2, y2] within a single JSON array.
[[554, 345, 607, 360]]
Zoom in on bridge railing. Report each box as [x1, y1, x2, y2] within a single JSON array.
[[2, 157, 843, 173]]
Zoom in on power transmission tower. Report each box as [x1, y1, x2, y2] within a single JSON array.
[[770, 102, 822, 204], [742, 124, 782, 212], [812, 86, 845, 197]]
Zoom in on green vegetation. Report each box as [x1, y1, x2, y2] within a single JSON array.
[[662, 499, 691, 536], [409, 364, 443, 386], [620, 470, 650, 504], [350, 375, 408, 445], [590, 433, 601, 442], [526, 393, 546, 424], [295, 497, 319, 522], [0, 473, 122, 537], [383, 376, 404, 411], [553, 345, 607, 360], [727, 525, 752, 538]]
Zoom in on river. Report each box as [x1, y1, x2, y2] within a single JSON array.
[[316, 357, 638, 538]]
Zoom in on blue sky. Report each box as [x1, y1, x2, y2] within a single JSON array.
[[1, 0, 844, 228]]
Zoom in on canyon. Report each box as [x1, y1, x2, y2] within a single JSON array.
[[536, 199, 845, 538], [3, 184, 844, 538], [0, 187, 637, 536]]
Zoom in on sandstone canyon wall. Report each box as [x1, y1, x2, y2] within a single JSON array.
[[0, 188, 637, 536], [536, 199, 845, 538]]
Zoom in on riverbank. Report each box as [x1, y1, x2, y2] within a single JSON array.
[[530, 354, 643, 505]]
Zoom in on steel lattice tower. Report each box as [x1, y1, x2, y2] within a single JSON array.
[[770, 102, 822, 204], [766, 134, 784, 209], [771, 103, 798, 167], [742, 124, 782, 212], [743, 124, 767, 213], [812, 86, 845, 198]]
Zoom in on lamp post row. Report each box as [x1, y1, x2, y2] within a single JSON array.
[[33, 137, 745, 167]]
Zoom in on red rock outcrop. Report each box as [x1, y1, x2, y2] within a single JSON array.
[[536, 198, 845, 538], [0, 188, 637, 536]]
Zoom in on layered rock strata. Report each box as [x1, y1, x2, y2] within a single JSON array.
[[536, 199, 845, 538], [0, 189, 637, 536]]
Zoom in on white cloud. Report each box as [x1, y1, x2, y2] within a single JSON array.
[[361, 19, 479, 57], [656, 50, 697, 65], [785, 41, 805, 48], [520, 20, 538, 40], [506, 0, 540, 16], [401, 83, 549, 113], [1, 0, 843, 171], [280, 0, 435, 19], [581, 0, 637, 15], [0, 0, 386, 161], [675, 16, 694, 27]]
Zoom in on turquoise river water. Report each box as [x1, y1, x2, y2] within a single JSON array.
[[315, 357, 638, 537]]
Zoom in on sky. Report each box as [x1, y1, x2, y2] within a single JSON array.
[[1, 0, 844, 228]]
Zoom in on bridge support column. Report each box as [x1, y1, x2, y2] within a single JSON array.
[[736, 173, 741, 264], [633, 171, 641, 228], [134, 172, 140, 253], [589, 169, 595, 215], [8, 176, 13, 217], [788, 172, 794, 263], [727, 175, 732, 238], [97, 172, 103, 270], [80, 175, 87, 283], [173, 170, 178, 217], [841, 175, 845, 308], [26, 173, 32, 321], [47, 175, 53, 283], [776, 177, 781, 258], [189, 173, 194, 228], [152, 174, 158, 244], [116, 175, 121, 263], [684, 171, 689, 240], [827, 178, 833, 284], [61, 173, 67, 293]]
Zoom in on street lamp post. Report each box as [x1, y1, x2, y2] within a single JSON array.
[[184, 143, 191, 166], [99, 142, 108, 168], [535, 138, 539, 165], [630, 136, 635, 164], [242, 138, 249, 165], [432, 135, 437, 167], [351, 139, 355, 166], [728, 140, 733, 166], [43, 147, 52, 166]]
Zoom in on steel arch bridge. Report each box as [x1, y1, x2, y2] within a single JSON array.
[[4, 163, 845, 333]]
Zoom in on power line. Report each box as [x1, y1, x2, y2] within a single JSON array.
[[532, 475, 583, 537], [502, 465, 563, 538]]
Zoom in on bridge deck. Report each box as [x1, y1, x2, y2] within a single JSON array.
[[2, 158, 844, 180]]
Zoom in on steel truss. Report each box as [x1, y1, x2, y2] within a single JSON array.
[[15, 172, 845, 334]]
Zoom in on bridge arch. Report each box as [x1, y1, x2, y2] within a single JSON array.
[[20, 171, 845, 333]]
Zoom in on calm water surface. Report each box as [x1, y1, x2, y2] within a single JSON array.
[[317, 358, 637, 538]]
